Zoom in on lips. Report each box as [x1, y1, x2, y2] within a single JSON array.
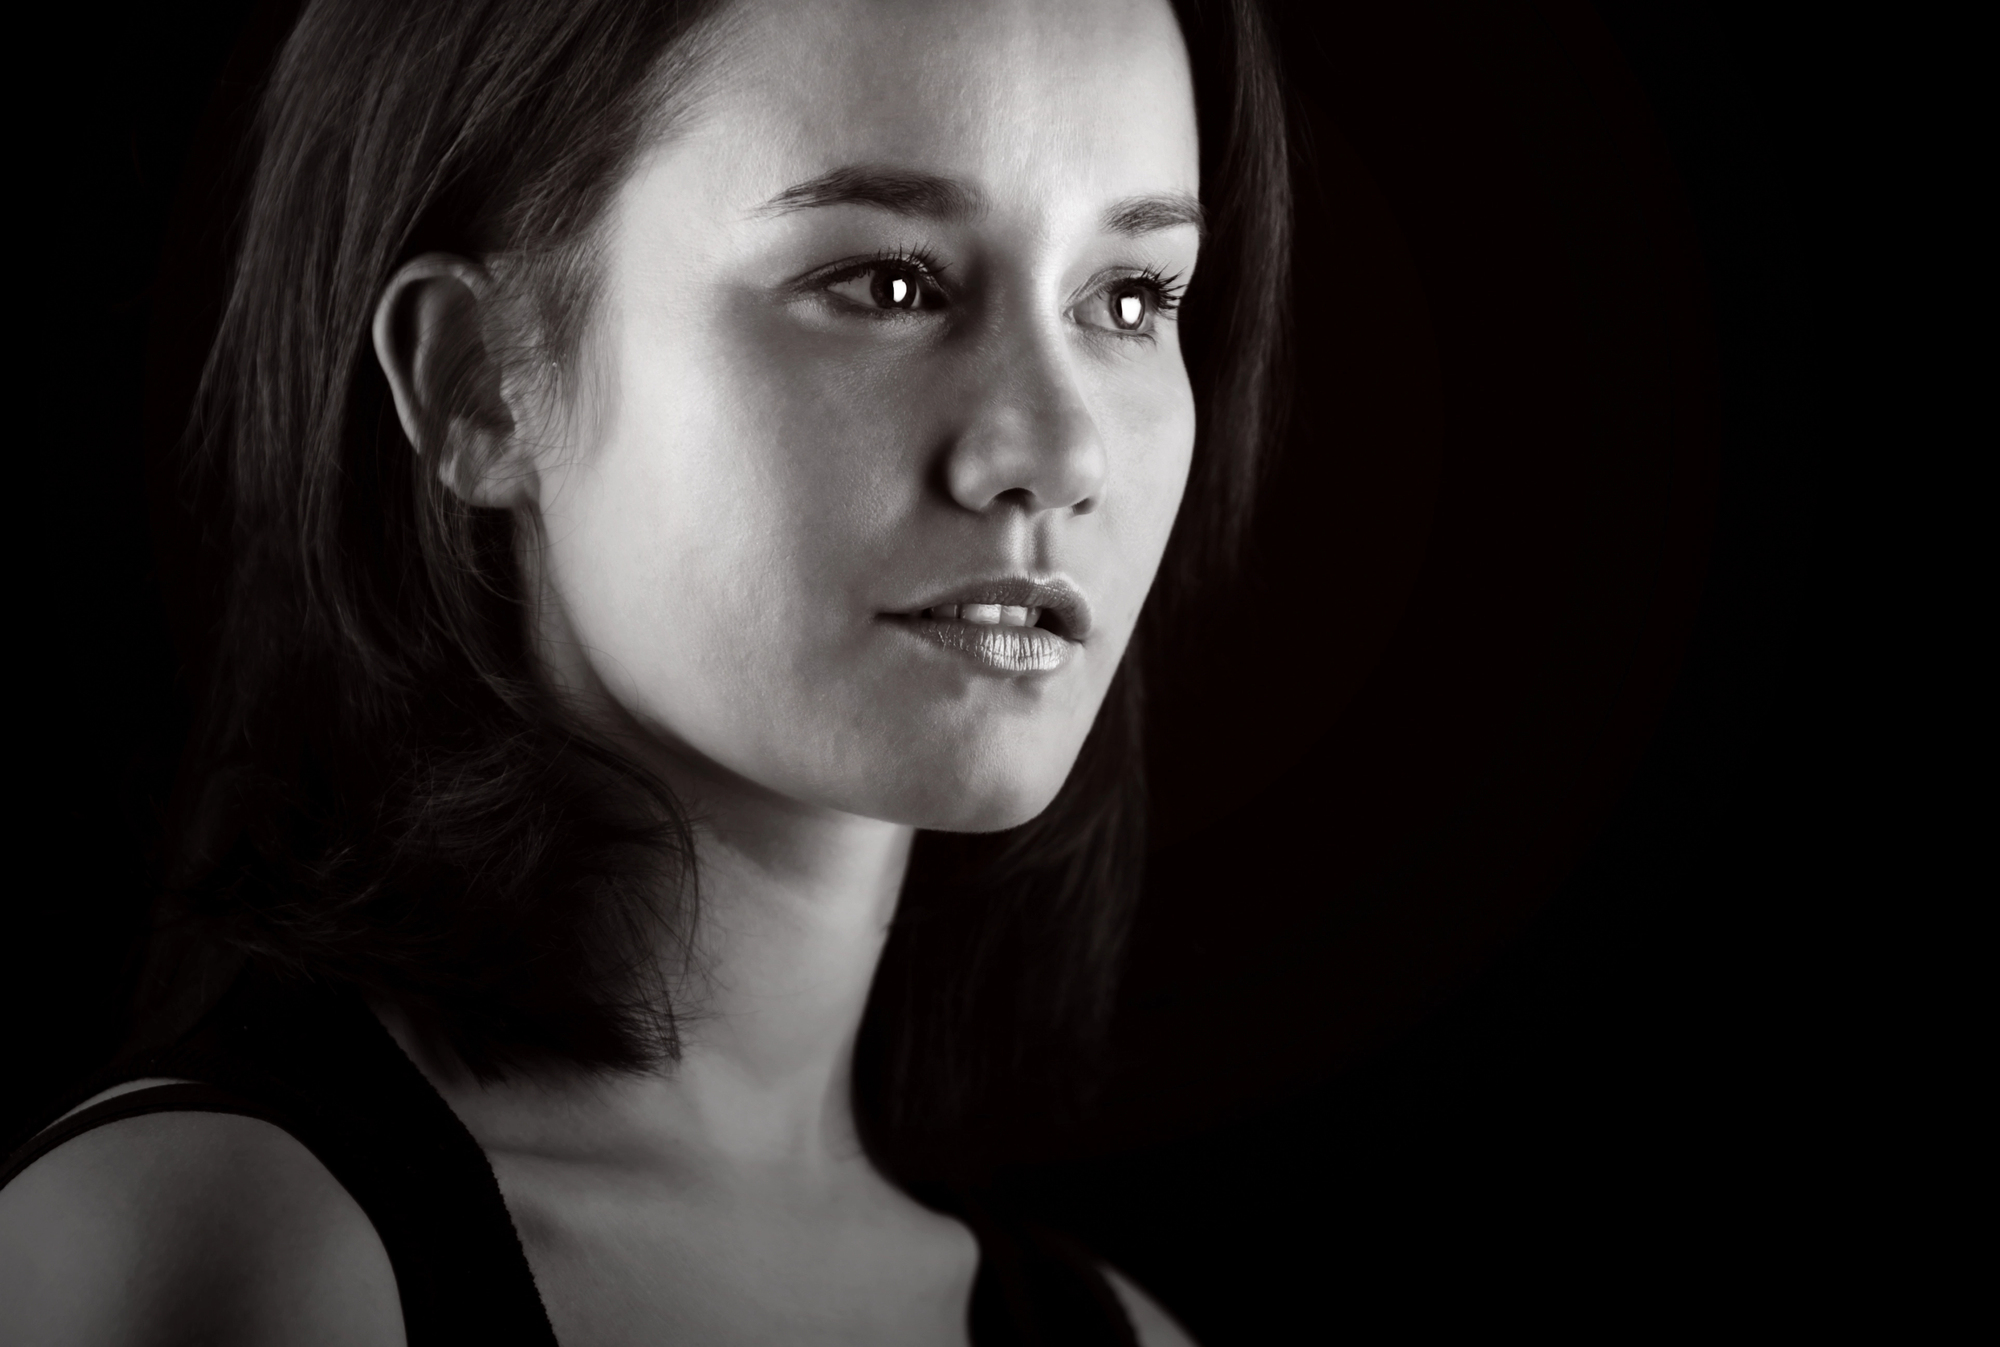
[[899, 578, 1092, 642], [918, 602, 1042, 628], [885, 577, 1092, 674]]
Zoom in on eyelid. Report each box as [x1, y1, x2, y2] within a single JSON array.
[[798, 247, 953, 302], [1074, 265, 1185, 308], [1069, 265, 1187, 338], [789, 252, 1187, 332]]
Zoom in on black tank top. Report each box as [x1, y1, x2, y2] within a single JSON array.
[[2, 972, 1137, 1347]]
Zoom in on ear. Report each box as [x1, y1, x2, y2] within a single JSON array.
[[371, 253, 538, 509]]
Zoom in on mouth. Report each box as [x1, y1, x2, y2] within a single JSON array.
[[884, 578, 1092, 674], [897, 578, 1091, 640]]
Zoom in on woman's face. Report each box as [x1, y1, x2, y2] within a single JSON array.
[[525, 0, 1200, 831]]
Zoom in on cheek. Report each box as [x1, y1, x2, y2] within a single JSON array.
[[616, 292, 910, 572], [529, 295, 929, 768], [723, 311, 937, 535], [1138, 366, 1198, 530], [532, 323, 804, 702], [1098, 351, 1198, 586]]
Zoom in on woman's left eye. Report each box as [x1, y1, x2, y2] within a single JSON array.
[[1077, 276, 1180, 336]]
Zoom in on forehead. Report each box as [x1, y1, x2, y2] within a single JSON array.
[[680, 0, 1198, 215]]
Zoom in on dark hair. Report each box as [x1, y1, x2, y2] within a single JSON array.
[[143, 0, 1290, 1173]]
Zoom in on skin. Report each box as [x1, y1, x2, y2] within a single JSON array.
[[507, 0, 1199, 833], [0, 0, 1203, 1342]]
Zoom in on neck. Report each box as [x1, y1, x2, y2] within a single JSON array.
[[385, 556, 923, 1177], [665, 768, 914, 1166], [380, 738, 914, 1180]]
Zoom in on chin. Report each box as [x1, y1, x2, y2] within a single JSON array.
[[921, 789, 1061, 835], [867, 731, 1083, 835]]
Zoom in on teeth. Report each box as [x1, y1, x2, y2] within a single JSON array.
[[919, 603, 1046, 627]]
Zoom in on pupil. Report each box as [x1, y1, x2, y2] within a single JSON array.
[[877, 271, 915, 308], [1115, 291, 1145, 329]]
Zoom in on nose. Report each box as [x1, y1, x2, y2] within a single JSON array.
[[941, 323, 1107, 516]]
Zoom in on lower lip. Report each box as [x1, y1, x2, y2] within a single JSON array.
[[893, 617, 1074, 673]]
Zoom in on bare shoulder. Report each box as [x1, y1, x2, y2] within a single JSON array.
[[1104, 1263, 1201, 1347], [0, 1104, 405, 1347]]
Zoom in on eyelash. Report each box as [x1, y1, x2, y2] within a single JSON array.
[[810, 251, 1188, 332], [814, 247, 952, 311], [1117, 266, 1187, 319]]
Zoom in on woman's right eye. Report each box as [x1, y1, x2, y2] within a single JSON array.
[[823, 262, 946, 314]]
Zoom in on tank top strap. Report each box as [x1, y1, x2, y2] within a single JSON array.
[[9, 969, 1136, 1346], [956, 1191, 1142, 1347], [4, 970, 559, 1347], [0, 1082, 286, 1188]]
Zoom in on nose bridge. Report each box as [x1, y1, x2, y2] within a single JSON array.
[[944, 306, 1106, 516]]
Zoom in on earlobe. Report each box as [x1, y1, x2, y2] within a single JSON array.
[[371, 253, 537, 509]]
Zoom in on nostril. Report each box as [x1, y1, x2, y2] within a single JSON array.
[[991, 485, 1096, 518], [942, 379, 1106, 516]]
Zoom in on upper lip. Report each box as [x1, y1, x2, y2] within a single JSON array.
[[892, 577, 1094, 641]]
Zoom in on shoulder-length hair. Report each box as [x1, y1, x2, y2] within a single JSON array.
[[146, 0, 1289, 1178]]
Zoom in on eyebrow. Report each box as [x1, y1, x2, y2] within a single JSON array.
[[1102, 192, 1207, 241], [758, 166, 1207, 241], [759, 166, 984, 222]]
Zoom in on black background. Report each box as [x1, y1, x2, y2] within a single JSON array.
[[11, 0, 1884, 1337]]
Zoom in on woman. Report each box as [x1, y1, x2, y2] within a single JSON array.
[[1, 0, 1288, 1340]]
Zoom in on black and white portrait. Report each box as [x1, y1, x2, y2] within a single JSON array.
[[4, 0, 1853, 1340]]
